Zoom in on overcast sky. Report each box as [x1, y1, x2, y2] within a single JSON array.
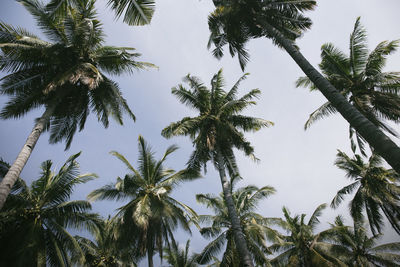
[[1, 0, 400, 265]]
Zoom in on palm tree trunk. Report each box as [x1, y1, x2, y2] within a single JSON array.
[[147, 244, 154, 267], [147, 252, 154, 267], [215, 151, 254, 267], [261, 21, 400, 174], [0, 105, 54, 209]]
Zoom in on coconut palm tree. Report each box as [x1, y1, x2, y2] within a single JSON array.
[[327, 216, 400, 266], [0, 0, 154, 209], [88, 136, 198, 267], [47, 0, 155, 26], [207, 0, 400, 174], [72, 217, 138, 266], [162, 69, 273, 267], [163, 239, 198, 267], [195, 181, 278, 267], [269, 204, 345, 267], [296, 18, 400, 155], [331, 150, 400, 235], [0, 153, 100, 266]]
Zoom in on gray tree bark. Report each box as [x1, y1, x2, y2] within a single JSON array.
[[0, 106, 54, 209], [215, 152, 254, 267], [262, 21, 400, 174]]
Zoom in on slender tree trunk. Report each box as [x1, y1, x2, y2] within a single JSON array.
[[261, 22, 400, 174], [0, 106, 54, 209], [215, 152, 254, 267], [147, 246, 154, 267]]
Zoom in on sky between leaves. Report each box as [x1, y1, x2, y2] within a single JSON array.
[[1, 0, 400, 265]]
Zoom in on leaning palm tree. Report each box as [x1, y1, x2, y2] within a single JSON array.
[[195, 181, 278, 267], [72, 217, 138, 266], [327, 216, 400, 266], [162, 69, 273, 267], [0, 0, 154, 209], [88, 136, 198, 267], [163, 239, 198, 267], [207, 0, 400, 173], [269, 204, 345, 267], [296, 18, 400, 155], [0, 153, 100, 266], [331, 150, 400, 235]]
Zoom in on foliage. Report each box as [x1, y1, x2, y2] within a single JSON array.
[[88, 136, 198, 264], [46, 0, 155, 26], [163, 239, 198, 267], [0, 0, 154, 148], [196, 180, 278, 266], [208, 0, 316, 70], [327, 216, 400, 266], [0, 153, 100, 266], [72, 217, 138, 266], [332, 150, 400, 235], [162, 69, 273, 174], [269, 204, 345, 267], [296, 17, 400, 155]]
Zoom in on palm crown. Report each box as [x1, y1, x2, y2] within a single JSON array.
[[162, 69, 273, 174], [327, 216, 400, 266], [196, 181, 277, 266], [0, 0, 153, 148], [72, 217, 138, 266], [269, 204, 344, 267], [46, 0, 155, 26], [88, 136, 198, 265], [0, 153, 100, 266], [208, 0, 316, 69], [296, 18, 400, 155], [331, 150, 400, 235]]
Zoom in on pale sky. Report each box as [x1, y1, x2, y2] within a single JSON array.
[[1, 0, 400, 265]]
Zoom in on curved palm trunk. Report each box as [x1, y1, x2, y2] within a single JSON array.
[[261, 22, 400, 174], [215, 152, 254, 267], [0, 105, 54, 209]]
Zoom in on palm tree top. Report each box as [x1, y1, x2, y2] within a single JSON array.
[[46, 0, 155, 26], [88, 136, 199, 265], [328, 216, 400, 266], [0, 153, 101, 266], [208, 0, 316, 69], [296, 17, 400, 155], [0, 0, 155, 148], [195, 181, 277, 266], [331, 150, 400, 235], [162, 69, 273, 172]]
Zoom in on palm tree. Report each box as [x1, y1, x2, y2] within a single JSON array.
[[331, 150, 400, 235], [88, 136, 198, 267], [327, 216, 400, 266], [163, 239, 198, 267], [162, 69, 273, 267], [269, 204, 345, 267], [0, 153, 100, 266], [296, 18, 400, 155], [72, 217, 138, 266], [195, 181, 278, 267], [0, 0, 154, 209], [47, 0, 155, 26], [207, 0, 400, 173]]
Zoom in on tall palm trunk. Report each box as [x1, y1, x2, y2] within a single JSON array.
[[147, 244, 154, 267], [0, 105, 55, 209], [261, 21, 400, 174], [215, 151, 254, 267]]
